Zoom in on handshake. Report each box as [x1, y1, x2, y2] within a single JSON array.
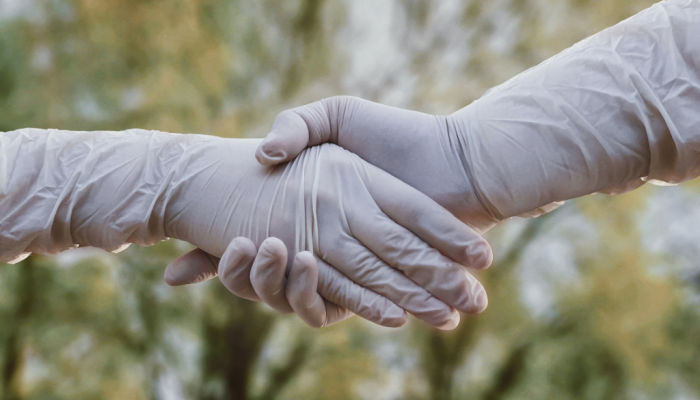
[[162, 102, 502, 330], [2, 0, 699, 330]]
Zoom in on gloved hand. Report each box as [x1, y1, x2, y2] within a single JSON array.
[[255, 0, 700, 231], [0, 129, 491, 329]]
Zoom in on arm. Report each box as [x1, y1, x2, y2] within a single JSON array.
[[0, 128, 179, 261], [450, 0, 700, 217], [0, 128, 491, 328], [254, 0, 700, 230]]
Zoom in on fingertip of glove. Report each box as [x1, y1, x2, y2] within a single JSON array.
[[476, 289, 489, 313], [464, 288, 488, 314], [387, 308, 409, 328], [450, 272, 489, 314], [258, 237, 287, 260], [163, 271, 179, 286], [294, 251, 316, 267], [303, 316, 327, 329], [435, 310, 461, 331], [219, 237, 256, 276], [465, 240, 493, 270], [163, 262, 185, 286], [255, 138, 288, 166]]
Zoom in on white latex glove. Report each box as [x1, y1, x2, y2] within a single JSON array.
[[255, 0, 700, 231], [0, 129, 491, 328]]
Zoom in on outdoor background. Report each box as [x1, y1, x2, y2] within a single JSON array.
[[1, 0, 699, 399]]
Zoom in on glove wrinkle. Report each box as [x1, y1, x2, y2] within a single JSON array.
[[442, 115, 503, 225]]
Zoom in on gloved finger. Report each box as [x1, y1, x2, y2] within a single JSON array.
[[163, 247, 219, 286], [324, 238, 461, 329], [256, 105, 316, 166], [256, 96, 425, 167], [286, 251, 352, 328], [349, 208, 488, 315], [256, 97, 356, 165], [218, 236, 259, 301], [250, 237, 293, 313], [364, 164, 493, 270], [315, 257, 407, 328]]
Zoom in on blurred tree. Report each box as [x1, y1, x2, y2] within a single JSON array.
[[1, 0, 698, 399], [1, 258, 36, 400], [196, 284, 312, 400]]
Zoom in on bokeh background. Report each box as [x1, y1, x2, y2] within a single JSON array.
[[1, 0, 699, 399]]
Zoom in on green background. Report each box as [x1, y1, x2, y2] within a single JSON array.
[[1, 0, 698, 399]]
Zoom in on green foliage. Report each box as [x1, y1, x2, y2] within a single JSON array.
[[1, 0, 697, 399]]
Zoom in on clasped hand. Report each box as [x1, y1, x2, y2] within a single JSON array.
[[163, 136, 491, 330]]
